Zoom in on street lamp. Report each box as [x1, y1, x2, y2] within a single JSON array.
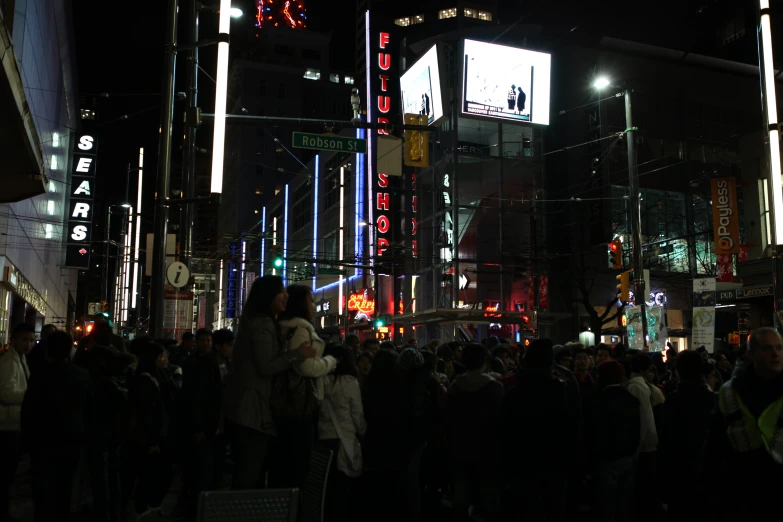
[[593, 78, 648, 348], [229, 7, 243, 17]]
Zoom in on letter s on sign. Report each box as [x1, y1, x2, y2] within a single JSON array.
[[71, 225, 87, 241], [78, 135, 94, 151]]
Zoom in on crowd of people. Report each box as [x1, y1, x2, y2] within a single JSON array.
[[0, 273, 781, 522]]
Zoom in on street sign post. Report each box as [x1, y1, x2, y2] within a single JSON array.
[[292, 132, 367, 153]]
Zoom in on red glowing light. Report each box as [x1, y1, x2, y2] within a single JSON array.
[[609, 242, 618, 253], [283, 1, 296, 28], [348, 294, 375, 315]]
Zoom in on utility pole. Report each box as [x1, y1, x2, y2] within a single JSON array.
[[150, 0, 179, 338], [181, 0, 199, 270], [624, 89, 648, 348]]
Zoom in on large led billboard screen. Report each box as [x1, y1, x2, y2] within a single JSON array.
[[461, 39, 551, 125], [400, 44, 445, 126]]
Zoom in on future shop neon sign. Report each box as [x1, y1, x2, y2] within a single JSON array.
[[374, 31, 393, 256]]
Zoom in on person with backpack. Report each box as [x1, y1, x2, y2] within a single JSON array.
[[273, 285, 337, 488], [222, 276, 317, 490]]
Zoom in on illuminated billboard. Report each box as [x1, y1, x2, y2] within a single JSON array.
[[461, 39, 551, 125], [400, 44, 445, 126]]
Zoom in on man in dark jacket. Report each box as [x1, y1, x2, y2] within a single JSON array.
[[169, 332, 195, 368], [503, 339, 575, 522], [660, 350, 715, 521], [21, 331, 93, 522], [593, 360, 640, 522], [446, 342, 504, 521]]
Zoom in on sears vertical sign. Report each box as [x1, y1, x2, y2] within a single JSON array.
[[65, 134, 98, 269]]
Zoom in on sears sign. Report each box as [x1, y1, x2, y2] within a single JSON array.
[[65, 134, 98, 269]]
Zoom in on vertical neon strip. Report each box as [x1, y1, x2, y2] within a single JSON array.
[[761, 0, 783, 244], [313, 155, 320, 291], [218, 260, 224, 329], [283, 185, 289, 285], [132, 148, 143, 309], [210, 0, 231, 193], [355, 127, 364, 277], [123, 211, 132, 323], [339, 166, 345, 315], [240, 240, 246, 316], [261, 206, 266, 274], [365, 10, 374, 267], [272, 217, 277, 276]]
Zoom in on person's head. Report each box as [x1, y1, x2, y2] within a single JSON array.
[[129, 336, 153, 358], [242, 275, 287, 321], [213, 329, 234, 361], [428, 339, 441, 351], [45, 330, 74, 362], [281, 285, 315, 322], [436, 344, 455, 361], [407, 338, 418, 349], [573, 347, 591, 372], [334, 345, 358, 379], [613, 342, 627, 359], [484, 336, 501, 351], [595, 343, 612, 364], [448, 341, 464, 361], [437, 358, 454, 379], [554, 346, 573, 369], [40, 324, 57, 342], [181, 332, 195, 351], [492, 345, 512, 370], [11, 323, 36, 355], [398, 347, 424, 372], [345, 334, 361, 352], [596, 360, 627, 387], [90, 321, 114, 348], [748, 327, 783, 380], [363, 338, 380, 355], [195, 329, 213, 354], [379, 340, 397, 353], [490, 356, 506, 375], [696, 346, 709, 359], [525, 339, 555, 372], [630, 353, 653, 378], [137, 342, 166, 376], [715, 352, 730, 370], [675, 350, 704, 382], [357, 351, 373, 377], [462, 342, 488, 372]]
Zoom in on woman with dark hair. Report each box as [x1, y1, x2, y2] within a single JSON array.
[[318, 346, 365, 521], [222, 276, 317, 490], [357, 351, 373, 388], [129, 342, 174, 517]]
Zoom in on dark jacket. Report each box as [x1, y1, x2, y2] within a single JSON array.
[[131, 372, 166, 447], [503, 369, 575, 473], [445, 372, 504, 467], [593, 384, 640, 461], [180, 351, 223, 438], [21, 361, 93, 448], [660, 379, 714, 477]]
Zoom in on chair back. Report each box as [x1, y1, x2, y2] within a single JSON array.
[[197, 488, 299, 522], [300, 446, 334, 522]]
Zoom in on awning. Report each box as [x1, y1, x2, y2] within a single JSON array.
[[0, 13, 47, 202]]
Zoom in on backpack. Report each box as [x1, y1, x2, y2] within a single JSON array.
[[270, 326, 320, 421]]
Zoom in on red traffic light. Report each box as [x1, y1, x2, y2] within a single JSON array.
[[609, 242, 618, 253]]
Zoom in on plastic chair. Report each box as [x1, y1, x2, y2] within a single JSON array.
[[300, 446, 334, 522]]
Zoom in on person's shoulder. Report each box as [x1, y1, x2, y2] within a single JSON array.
[[280, 317, 314, 332]]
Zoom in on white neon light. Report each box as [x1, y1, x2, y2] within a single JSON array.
[[218, 260, 224, 329], [132, 148, 143, 309], [261, 206, 266, 273], [764, 178, 773, 246], [272, 216, 278, 276], [761, 1, 783, 244], [313, 155, 319, 291], [210, 0, 232, 193], [283, 185, 289, 284], [123, 211, 132, 323], [339, 166, 345, 315], [240, 240, 247, 316]]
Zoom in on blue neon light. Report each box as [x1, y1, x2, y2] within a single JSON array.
[[283, 184, 289, 285], [313, 155, 319, 291], [356, 125, 365, 277], [316, 274, 362, 294], [260, 206, 266, 274]]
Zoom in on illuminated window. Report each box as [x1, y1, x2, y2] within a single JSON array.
[[413, 14, 424, 24], [50, 155, 58, 171], [464, 8, 492, 21], [330, 73, 340, 83], [395, 17, 410, 26], [52, 132, 60, 147], [344, 76, 354, 85], [304, 68, 321, 80], [439, 8, 457, 19], [80, 109, 95, 120], [255, 188, 263, 195]]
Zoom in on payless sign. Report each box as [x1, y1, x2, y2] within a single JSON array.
[[711, 177, 740, 255], [65, 134, 98, 268]]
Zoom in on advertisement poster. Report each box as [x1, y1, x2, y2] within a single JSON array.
[[162, 290, 194, 341], [400, 44, 445, 126], [692, 278, 716, 353], [624, 306, 667, 351], [462, 39, 551, 125]]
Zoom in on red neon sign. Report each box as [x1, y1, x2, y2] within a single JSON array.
[[348, 294, 375, 315]]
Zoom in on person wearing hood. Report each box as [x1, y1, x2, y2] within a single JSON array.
[[625, 353, 660, 522], [446, 342, 504, 522]]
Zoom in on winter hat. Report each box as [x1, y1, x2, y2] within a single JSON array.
[[398, 347, 424, 370], [596, 360, 626, 386]]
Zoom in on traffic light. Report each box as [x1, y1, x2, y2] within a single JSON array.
[[374, 318, 385, 329], [616, 270, 631, 302], [270, 246, 283, 269], [609, 238, 623, 270], [404, 113, 429, 167]]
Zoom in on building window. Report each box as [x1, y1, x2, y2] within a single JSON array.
[[278, 82, 286, 99], [464, 8, 492, 21], [255, 187, 263, 195], [330, 73, 340, 83], [439, 8, 457, 19], [395, 15, 423, 26], [80, 109, 95, 120], [344, 76, 354, 85], [304, 68, 320, 80]]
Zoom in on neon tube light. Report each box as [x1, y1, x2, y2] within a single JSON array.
[[365, 10, 373, 268], [261, 206, 266, 274], [339, 166, 345, 315], [240, 240, 247, 315], [218, 260, 224, 329], [272, 216, 277, 276], [132, 148, 143, 309], [313, 155, 319, 291], [210, 0, 232, 193], [283, 184, 289, 284]]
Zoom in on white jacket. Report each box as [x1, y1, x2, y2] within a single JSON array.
[[279, 317, 337, 401], [0, 348, 29, 432], [625, 374, 658, 453], [318, 374, 366, 441]]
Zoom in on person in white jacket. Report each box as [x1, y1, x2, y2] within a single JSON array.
[[625, 353, 660, 522], [0, 323, 36, 521]]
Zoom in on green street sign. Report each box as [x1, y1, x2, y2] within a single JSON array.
[[292, 132, 367, 153], [318, 266, 347, 276]]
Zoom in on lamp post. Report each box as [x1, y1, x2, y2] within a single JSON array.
[[594, 77, 648, 348]]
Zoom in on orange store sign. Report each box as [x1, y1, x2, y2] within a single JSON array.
[[348, 294, 375, 315]]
